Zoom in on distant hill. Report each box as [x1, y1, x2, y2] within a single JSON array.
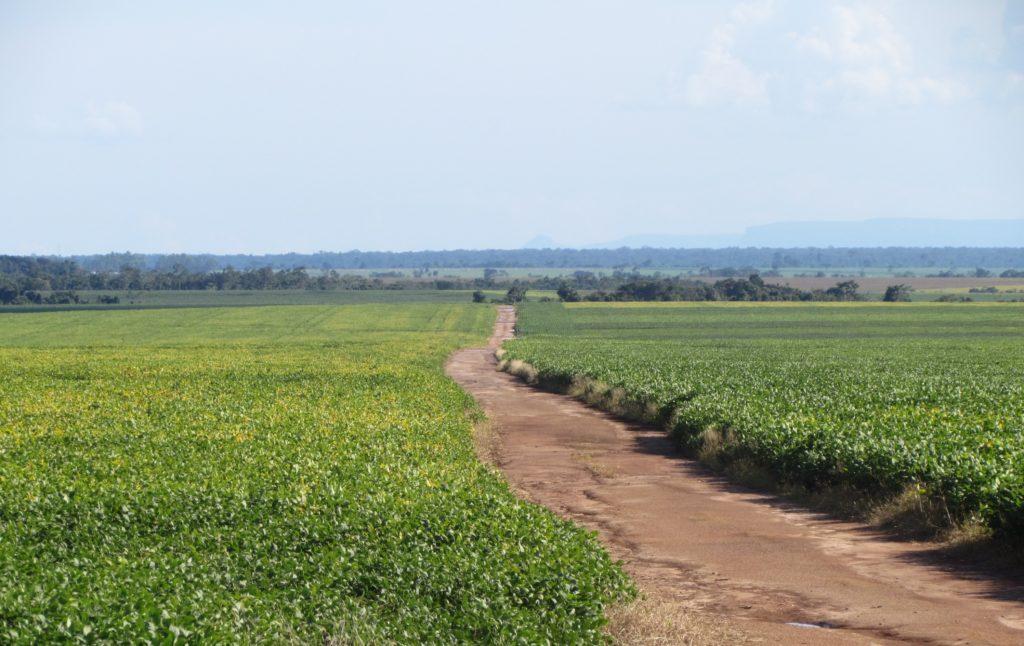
[[589, 218, 1024, 249], [522, 235, 558, 249]]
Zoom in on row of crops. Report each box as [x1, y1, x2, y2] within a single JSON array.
[[0, 304, 630, 642], [505, 302, 1024, 536]]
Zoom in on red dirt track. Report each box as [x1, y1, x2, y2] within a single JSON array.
[[446, 306, 1024, 644]]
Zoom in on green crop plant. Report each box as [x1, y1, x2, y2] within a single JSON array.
[[504, 302, 1024, 537], [0, 304, 631, 643]]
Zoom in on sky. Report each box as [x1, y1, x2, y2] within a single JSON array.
[[1, 0, 1023, 253]]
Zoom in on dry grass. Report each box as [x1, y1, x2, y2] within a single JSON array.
[[694, 426, 726, 465], [865, 485, 989, 541], [471, 416, 502, 469], [574, 451, 618, 479], [605, 595, 739, 645], [565, 376, 662, 425], [505, 359, 539, 384]]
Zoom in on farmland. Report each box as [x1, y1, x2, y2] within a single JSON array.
[[503, 302, 1024, 536], [0, 304, 630, 642], [0, 289, 566, 313]]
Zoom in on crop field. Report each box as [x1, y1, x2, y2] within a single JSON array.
[[504, 302, 1024, 536], [1, 288, 565, 313], [0, 289, 485, 312], [0, 304, 629, 642]]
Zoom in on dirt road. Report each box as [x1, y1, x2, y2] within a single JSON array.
[[446, 306, 1024, 644]]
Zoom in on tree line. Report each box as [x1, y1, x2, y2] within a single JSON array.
[[1, 253, 1020, 306], [0, 256, 510, 304], [468, 275, 870, 304], [55, 247, 1024, 272], [551, 275, 863, 302]]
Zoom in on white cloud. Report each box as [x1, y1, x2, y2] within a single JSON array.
[[832, 5, 910, 70], [1007, 71, 1024, 94], [730, 0, 774, 24], [898, 76, 964, 103], [791, 30, 833, 58], [684, 1, 774, 107], [84, 101, 143, 136], [31, 101, 144, 137], [793, 4, 966, 106], [827, 67, 891, 97]]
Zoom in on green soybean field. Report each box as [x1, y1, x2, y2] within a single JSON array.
[[0, 304, 630, 643], [503, 302, 1024, 537]]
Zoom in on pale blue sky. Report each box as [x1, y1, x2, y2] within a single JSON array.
[[2, 1, 1022, 253]]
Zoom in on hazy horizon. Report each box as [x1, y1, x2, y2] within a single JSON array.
[[3, 1, 1023, 254], [11, 217, 1023, 256]]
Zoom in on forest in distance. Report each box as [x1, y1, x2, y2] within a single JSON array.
[[46, 247, 1024, 273], [4, 254, 1024, 306]]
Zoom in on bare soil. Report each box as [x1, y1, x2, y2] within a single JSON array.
[[446, 306, 1024, 644]]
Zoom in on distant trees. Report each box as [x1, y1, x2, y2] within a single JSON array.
[[45, 291, 81, 305], [883, 284, 913, 302], [52, 248, 1024, 274], [3, 254, 564, 303], [504, 285, 528, 304], [713, 274, 807, 301], [0, 281, 81, 305], [0, 278, 18, 304], [556, 283, 580, 302], [604, 278, 716, 302], [472, 290, 487, 303], [924, 267, 1003, 278], [574, 275, 861, 303], [698, 266, 760, 278], [3, 250, 1018, 307], [824, 280, 860, 301], [0, 256, 430, 296]]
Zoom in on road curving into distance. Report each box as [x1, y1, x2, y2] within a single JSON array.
[[446, 305, 1024, 645]]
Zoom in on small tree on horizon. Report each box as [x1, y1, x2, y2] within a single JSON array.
[[826, 280, 860, 301], [504, 284, 527, 304], [883, 284, 913, 302], [556, 283, 580, 302]]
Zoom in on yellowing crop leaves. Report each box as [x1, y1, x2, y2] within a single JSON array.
[[0, 304, 631, 643]]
